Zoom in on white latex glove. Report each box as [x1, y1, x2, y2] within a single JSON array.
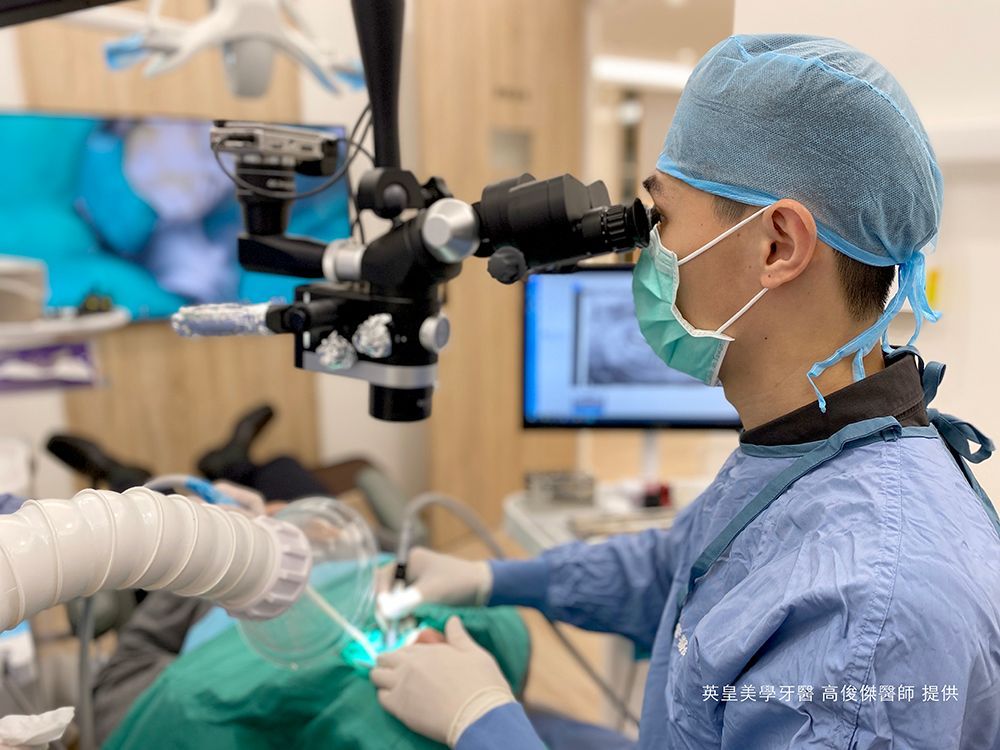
[[378, 548, 492, 608], [0, 707, 74, 750], [371, 617, 515, 747], [212, 480, 266, 515]]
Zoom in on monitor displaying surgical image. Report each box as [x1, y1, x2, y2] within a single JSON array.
[[0, 111, 351, 319], [576, 290, 695, 386], [523, 267, 740, 428]]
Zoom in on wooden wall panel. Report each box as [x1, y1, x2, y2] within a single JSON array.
[[419, 0, 584, 543], [16, 1, 319, 480], [64, 323, 319, 481], [16, 0, 300, 120]]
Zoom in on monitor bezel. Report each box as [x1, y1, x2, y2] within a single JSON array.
[[521, 263, 741, 431]]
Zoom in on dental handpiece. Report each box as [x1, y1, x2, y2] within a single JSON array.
[[378, 562, 421, 648]]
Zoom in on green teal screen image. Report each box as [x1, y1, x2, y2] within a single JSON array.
[[0, 111, 351, 319]]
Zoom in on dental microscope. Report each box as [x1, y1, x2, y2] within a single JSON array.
[[170, 0, 656, 422]]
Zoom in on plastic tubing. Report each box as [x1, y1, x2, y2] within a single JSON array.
[[0, 487, 311, 632]]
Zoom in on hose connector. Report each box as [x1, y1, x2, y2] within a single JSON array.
[[224, 515, 312, 620]]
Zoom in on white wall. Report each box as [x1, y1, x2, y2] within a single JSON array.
[[0, 29, 24, 106], [734, 0, 1000, 497], [733, 2, 1000, 129], [295, 0, 428, 499]]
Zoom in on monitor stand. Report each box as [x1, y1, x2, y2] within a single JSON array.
[[572, 428, 678, 509], [641, 429, 665, 507]]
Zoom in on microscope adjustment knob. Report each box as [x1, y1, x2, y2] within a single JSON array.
[[283, 305, 310, 333], [421, 198, 481, 264], [353, 313, 393, 358], [487, 247, 527, 284], [419, 315, 451, 353], [316, 331, 358, 370], [421, 176, 453, 203]]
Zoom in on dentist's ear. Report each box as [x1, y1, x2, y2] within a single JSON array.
[[759, 200, 817, 289]]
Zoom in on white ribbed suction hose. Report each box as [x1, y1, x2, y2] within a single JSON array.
[[0, 487, 312, 632]]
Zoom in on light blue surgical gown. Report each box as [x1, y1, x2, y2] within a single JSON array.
[[466, 381, 1000, 749]]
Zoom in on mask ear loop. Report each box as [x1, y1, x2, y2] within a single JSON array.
[[677, 205, 770, 268], [676, 204, 771, 336], [716, 288, 768, 336]]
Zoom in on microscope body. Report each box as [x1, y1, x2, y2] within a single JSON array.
[[175, 0, 655, 422]]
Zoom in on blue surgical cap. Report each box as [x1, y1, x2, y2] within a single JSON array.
[[659, 34, 943, 409]]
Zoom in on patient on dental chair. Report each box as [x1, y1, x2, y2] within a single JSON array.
[[96, 583, 529, 749], [60, 405, 524, 750]]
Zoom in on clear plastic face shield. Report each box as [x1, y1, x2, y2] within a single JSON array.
[[237, 498, 380, 668]]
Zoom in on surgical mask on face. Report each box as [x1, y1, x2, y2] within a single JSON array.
[[631, 206, 770, 386]]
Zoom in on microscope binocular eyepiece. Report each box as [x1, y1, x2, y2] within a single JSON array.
[[577, 198, 656, 256], [474, 173, 655, 283]]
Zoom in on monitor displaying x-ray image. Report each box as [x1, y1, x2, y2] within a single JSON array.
[[523, 266, 741, 428], [576, 291, 696, 386], [0, 110, 351, 320]]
